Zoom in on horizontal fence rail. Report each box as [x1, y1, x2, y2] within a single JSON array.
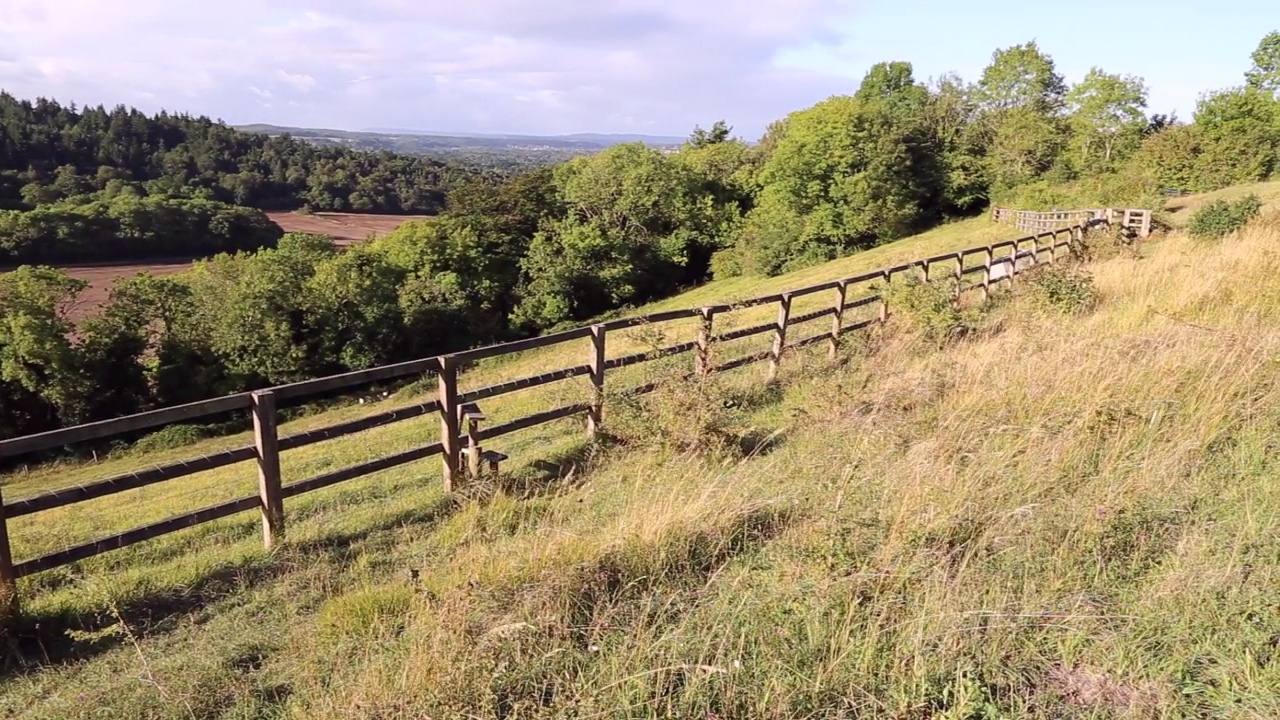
[[0, 207, 1144, 616]]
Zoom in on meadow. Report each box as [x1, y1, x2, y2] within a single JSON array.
[[1, 198, 1278, 718]]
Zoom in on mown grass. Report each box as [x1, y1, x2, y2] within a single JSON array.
[[3, 208, 1280, 718], [1165, 179, 1280, 226]]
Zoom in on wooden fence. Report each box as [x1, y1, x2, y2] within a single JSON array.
[[992, 207, 1152, 238], [0, 209, 1143, 616]]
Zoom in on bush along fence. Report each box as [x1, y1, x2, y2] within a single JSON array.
[[992, 207, 1152, 238], [0, 208, 1152, 618]]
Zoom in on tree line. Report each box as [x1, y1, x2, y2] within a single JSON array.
[[0, 93, 485, 265], [2, 33, 1279, 444]]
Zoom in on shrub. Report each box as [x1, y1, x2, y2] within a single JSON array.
[[882, 275, 983, 346], [1025, 265, 1100, 315], [1188, 194, 1263, 240], [130, 424, 209, 454]]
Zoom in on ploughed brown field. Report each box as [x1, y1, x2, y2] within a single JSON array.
[[7, 212, 429, 320], [266, 211, 431, 245]]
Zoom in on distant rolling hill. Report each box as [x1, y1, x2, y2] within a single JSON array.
[[235, 124, 686, 169]]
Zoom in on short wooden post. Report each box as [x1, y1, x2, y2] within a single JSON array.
[[1031, 235, 1040, 267], [438, 359, 461, 492], [465, 413, 482, 479], [1049, 231, 1057, 264], [922, 260, 931, 283], [1009, 239, 1020, 285], [952, 252, 963, 307], [828, 281, 848, 361], [982, 246, 993, 301], [0, 486, 19, 622], [878, 269, 890, 323], [695, 308, 714, 377], [587, 324, 605, 438], [767, 294, 791, 382], [1140, 210, 1151, 238], [251, 390, 284, 550]]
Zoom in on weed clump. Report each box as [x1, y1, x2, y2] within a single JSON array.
[[317, 585, 413, 641], [605, 376, 780, 459], [130, 424, 209, 453], [1025, 265, 1100, 315], [883, 275, 984, 346], [1188, 194, 1262, 240]]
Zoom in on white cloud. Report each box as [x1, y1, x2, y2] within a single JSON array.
[[276, 69, 317, 93], [0, 0, 863, 136]]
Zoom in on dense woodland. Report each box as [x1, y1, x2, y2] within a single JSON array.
[[0, 94, 479, 264], [2, 33, 1280, 443]]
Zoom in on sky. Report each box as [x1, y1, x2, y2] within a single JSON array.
[[0, 0, 1273, 139]]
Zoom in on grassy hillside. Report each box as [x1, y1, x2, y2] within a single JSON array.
[[3, 208, 1279, 717], [1166, 179, 1280, 225]]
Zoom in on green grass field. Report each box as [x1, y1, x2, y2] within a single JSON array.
[[2, 203, 1278, 718]]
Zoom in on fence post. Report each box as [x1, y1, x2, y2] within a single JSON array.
[[695, 308, 714, 377], [1009, 239, 1020, 285], [251, 390, 284, 551], [0, 487, 18, 623], [982, 246, 993, 301], [828, 281, 848, 361], [438, 358, 461, 492], [1031, 235, 1040, 267], [878, 270, 890, 323], [1049, 231, 1058, 264], [952, 252, 963, 307], [587, 324, 605, 438], [922, 259, 931, 283], [767, 294, 792, 382]]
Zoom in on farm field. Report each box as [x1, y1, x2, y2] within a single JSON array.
[[265, 211, 431, 245], [2, 212, 429, 320]]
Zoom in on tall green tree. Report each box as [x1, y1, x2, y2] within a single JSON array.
[[923, 73, 990, 214], [974, 41, 1067, 114], [737, 82, 942, 276], [1193, 86, 1279, 187], [1066, 68, 1149, 173], [0, 267, 87, 423], [513, 144, 723, 327], [689, 121, 733, 147], [1246, 30, 1280, 95]]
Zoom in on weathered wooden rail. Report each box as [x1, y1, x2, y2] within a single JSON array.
[[0, 209, 1144, 616]]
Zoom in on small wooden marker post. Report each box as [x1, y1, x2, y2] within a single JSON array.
[[0, 485, 18, 622], [695, 308, 714, 377], [767, 294, 791, 382], [952, 252, 963, 308], [587, 324, 605, 439], [1009, 239, 1020, 285], [879, 269, 890, 323], [828, 281, 847, 361], [251, 390, 284, 550], [460, 403, 485, 479], [982, 246, 993, 301], [438, 359, 461, 492]]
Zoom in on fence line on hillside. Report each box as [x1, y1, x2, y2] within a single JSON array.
[[0, 207, 1152, 618], [992, 207, 1152, 238]]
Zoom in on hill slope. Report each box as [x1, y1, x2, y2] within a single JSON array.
[[3, 213, 1279, 717]]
